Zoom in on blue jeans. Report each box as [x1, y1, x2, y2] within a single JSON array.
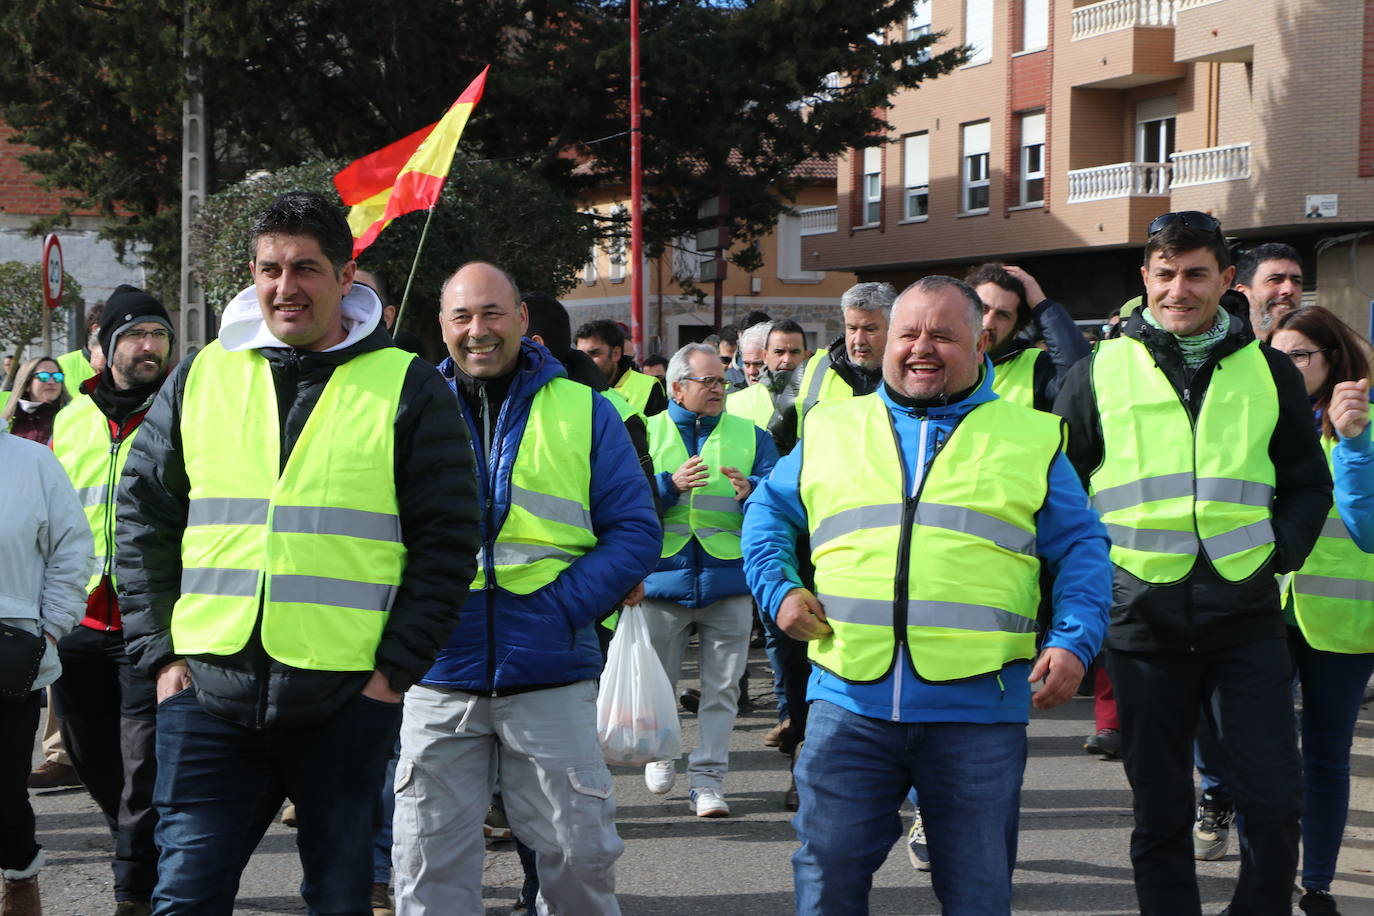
[[760, 605, 810, 734], [792, 700, 1026, 916], [151, 688, 400, 915], [373, 734, 401, 885], [1291, 627, 1374, 891]]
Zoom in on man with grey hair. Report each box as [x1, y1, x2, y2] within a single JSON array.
[[724, 321, 775, 430], [774, 281, 895, 455], [639, 342, 778, 817], [744, 274, 1110, 912]]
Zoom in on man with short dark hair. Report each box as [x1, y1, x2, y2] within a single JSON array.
[[1055, 212, 1332, 915], [1235, 242, 1304, 343], [116, 191, 480, 914], [575, 318, 668, 415], [641, 353, 668, 386], [965, 263, 1090, 411]]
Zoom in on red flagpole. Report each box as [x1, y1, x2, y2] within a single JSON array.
[[629, 0, 645, 359]]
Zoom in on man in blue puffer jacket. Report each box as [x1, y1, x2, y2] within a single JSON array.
[[638, 343, 779, 819], [390, 262, 660, 916]]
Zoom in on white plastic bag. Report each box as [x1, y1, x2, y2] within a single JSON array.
[[596, 604, 682, 767]]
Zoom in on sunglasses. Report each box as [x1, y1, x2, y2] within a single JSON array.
[[33, 371, 65, 383], [1147, 211, 1221, 237]]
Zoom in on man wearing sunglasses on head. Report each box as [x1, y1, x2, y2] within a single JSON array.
[[1054, 212, 1332, 916], [47, 285, 178, 915]]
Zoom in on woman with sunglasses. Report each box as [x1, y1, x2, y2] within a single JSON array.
[[1, 357, 71, 444], [1270, 306, 1374, 916]]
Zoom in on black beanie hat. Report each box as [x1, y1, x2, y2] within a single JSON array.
[[98, 285, 175, 357]]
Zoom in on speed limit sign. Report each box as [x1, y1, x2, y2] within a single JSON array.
[[42, 233, 63, 309]]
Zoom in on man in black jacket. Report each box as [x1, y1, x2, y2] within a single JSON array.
[[115, 192, 480, 915], [1054, 213, 1331, 916]]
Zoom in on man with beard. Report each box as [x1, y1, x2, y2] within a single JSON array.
[[967, 263, 1090, 412], [575, 318, 668, 416], [776, 285, 893, 454], [1236, 243, 1304, 343], [48, 285, 177, 915]]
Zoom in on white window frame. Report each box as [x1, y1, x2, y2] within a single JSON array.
[[902, 132, 929, 221], [607, 205, 628, 282], [776, 210, 824, 282], [861, 146, 882, 227], [1019, 112, 1045, 206], [1020, 0, 1048, 53], [964, 0, 993, 66], [905, 0, 932, 65], [961, 121, 991, 214]]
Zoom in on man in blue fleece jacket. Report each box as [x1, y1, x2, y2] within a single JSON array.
[[742, 275, 1111, 916], [390, 262, 660, 916]]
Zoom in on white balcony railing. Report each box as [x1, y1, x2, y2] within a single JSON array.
[[1067, 161, 1172, 203], [1176, 0, 1227, 10], [798, 205, 838, 236], [1170, 143, 1250, 187], [1072, 0, 1176, 40]]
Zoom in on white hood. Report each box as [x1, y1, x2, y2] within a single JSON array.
[[217, 282, 382, 353]]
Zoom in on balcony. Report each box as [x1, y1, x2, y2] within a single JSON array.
[[1067, 161, 1172, 203], [1176, 0, 1226, 9], [1072, 0, 1176, 41], [798, 205, 837, 236], [1170, 143, 1250, 187]]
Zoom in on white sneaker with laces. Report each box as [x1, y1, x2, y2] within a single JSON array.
[[907, 810, 930, 871], [688, 786, 730, 817], [644, 759, 676, 795]]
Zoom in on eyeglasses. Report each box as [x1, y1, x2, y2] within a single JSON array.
[[122, 328, 171, 342], [1147, 211, 1222, 237], [1283, 348, 1329, 368], [33, 371, 65, 383], [683, 375, 725, 389]]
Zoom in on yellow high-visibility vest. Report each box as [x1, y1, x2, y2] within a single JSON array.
[[725, 382, 775, 430], [647, 410, 756, 560], [56, 349, 97, 399], [1089, 336, 1278, 584], [800, 395, 1059, 683], [991, 348, 1040, 410], [51, 395, 137, 592], [175, 342, 413, 671], [615, 367, 660, 415], [795, 350, 854, 435]]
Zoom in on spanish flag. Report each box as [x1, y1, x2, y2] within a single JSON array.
[[333, 66, 490, 258]]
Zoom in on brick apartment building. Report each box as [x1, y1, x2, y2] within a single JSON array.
[[562, 175, 858, 355], [0, 122, 147, 353], [803, 0, 1374, 335]]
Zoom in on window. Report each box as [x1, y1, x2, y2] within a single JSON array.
[[962, 121, 990, 213], [1019, 112, 1045, 205], [608, 205, 628, 281], [1020, 0, 1048, 52], [965, 0, 992, 66], [582, 217, 599, 284], [671, 234, 700, 282], [905, 0, 932, 65], [861, 146, 882, 226], [776, 211, 824, 281], [903, 132, 929, 220]]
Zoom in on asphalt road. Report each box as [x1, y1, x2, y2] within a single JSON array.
[[26, 649, 1374, 915]]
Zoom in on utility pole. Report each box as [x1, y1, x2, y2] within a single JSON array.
[[179, 7, 208, 358], [629, 0, 645, 359]]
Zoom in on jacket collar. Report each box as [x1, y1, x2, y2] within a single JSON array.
[[878, 356, 997, 420]]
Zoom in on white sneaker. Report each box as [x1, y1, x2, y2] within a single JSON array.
[[688, 786, 730, 817], [644, 759, 676, 794], [907, 810, 930, 871]]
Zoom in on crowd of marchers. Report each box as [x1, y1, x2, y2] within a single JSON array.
[[1, 193, 1368, 916]]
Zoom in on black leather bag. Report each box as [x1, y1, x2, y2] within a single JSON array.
[[0, 622, 46, 702]]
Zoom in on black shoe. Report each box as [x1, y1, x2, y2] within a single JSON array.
[[1299, 889, 1340, 916], [1083, 728, 1121, 759], [680, 688, 701, 714], [511, 875, 540, 915]]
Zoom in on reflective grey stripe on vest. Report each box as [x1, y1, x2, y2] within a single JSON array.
[[181, 566, 260, 598], [1091, 473, 1192, 514], [510, 484, 593, 531], [664, 523, 693, 539], [270, 574, 396, 612], [272, 506, 401, 542], [801, 351, 833, 417], [692, 493, 743, 515], [1292, 574, 1374, 602], [480, 542, 577, 568], [187, 497, 270, 527], [811, 503, 905, 550], [1104, 524, 1199, 555], [75, 485, 108, 509], [1201, 519, 1275, 560], [694, 526, 740, 540], [1320, 516, 1354, 540], [916, 503, 1037, 556], [1195, 478, 1273, 508], [819, 594, 1035, 633]]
